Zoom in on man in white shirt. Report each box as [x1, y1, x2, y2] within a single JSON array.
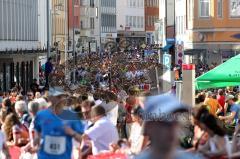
[[82, 105, 119, 155]]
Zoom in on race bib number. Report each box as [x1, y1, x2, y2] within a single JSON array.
[[44, 136, 66, 155]]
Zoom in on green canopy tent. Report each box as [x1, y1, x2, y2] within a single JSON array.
[[195, 54, 240, 90]]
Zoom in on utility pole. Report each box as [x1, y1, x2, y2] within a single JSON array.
[[99, 0, 102, 58], [65, 0, 68, 81], [47, 0, 50, 59]]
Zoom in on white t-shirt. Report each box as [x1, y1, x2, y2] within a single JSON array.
[[129, 122, 142, 153], [85, 117, 119, 155]]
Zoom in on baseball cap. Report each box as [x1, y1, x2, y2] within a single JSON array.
[[143, 94, 189, 122], [206, 91, 213, 97], [225, 94, 234, 102]]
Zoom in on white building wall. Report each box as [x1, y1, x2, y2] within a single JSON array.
[[117, 0, 145, 32], [0, 0, 40, 51], [158, 0, 166, 46], [38, 0, 50, 49], [175, 0, 187, 43]]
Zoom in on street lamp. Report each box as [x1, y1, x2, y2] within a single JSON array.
[[96, 0, 102, 58]]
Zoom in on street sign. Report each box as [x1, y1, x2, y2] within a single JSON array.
[[163, 53, 171, 70], [176, 41, 184, 65]]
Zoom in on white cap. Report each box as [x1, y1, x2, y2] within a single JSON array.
[[144, 94, 188, 122]]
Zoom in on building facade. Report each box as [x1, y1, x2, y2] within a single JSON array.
[[79, 0, 97, 52], [156, 0, 175, 65], [117, 0, 145, 44], [68, 0, 81, 53], [176, 0, 240, 65], [95, 0, 117, 50], [145, 0, 159, 44], [51, 0, 66, 63], [0, 0, 46, 93]]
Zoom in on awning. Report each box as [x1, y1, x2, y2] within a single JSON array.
[[195, 54, 240, 90], [162, 44, 173, 52]]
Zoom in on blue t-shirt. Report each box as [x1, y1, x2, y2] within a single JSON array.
[[34, 109, 84, 159], [230, 104, 240, 122]]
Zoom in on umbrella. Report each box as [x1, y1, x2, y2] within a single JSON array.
[[196, 54, 240, 90]]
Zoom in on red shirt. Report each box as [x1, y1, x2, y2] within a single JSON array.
[[217, 95, 225, 111]]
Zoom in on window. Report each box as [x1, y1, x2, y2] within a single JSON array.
[[90, 17, 94, 29], [133, 0, 136, 7], [140, 0, 144, 7], [188, 0, 193, 20], [139, 16, 141, 28], [140, 17, 144, 28], [74, 0, 79, 5], [80, 20, 83, 29], [90, 0, 94, 7], [199, 0, 210, 17], [217, 0, 223, 18], [129, 16, 132, 26], [230, 0, 240, 17], [130, 0, 133, 7], [133, 16, 136, 27]]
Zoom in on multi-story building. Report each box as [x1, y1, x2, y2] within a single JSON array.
[[145, 0, 159, 44], [51, 0, 66, 63], [176, 0, 240, 65], [79, 0, 96, 52], [0, 0, 46, 93], [156, 0, 175, 64], [68, 0, 81, 52], [117, 0, 145, 44], [95, 0, 117, 50]]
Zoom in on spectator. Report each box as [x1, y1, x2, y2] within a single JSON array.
[[197, 112, 230, 158], [217, 89, 225, 116], [82, 105, 119, 155], [16, 95, 24, 102], [44, 57, 53, 88], [21, 101, 40, 155], [3, 113, 29, 147], [34, 97, 48, 110], [28, 101, 39, 146], [81, 100, 94, 130], [0, 129, 10, 159], [14, 101, 31, 128], [9, 88, 18, 104], [26, 92, 34, 102], [30, 79, 40, 95], [189, 107, 209, 152], [219, 94, 240, 125], [236, 93, 240, 104], [35, 92, 41, 99], [1, 98, 15, 115], [204, 91, 222, 116], [0, 91, 3, 105]]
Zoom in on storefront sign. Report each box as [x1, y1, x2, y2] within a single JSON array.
[[182, 64, 195, 70]]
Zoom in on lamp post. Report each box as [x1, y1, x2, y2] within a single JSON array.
[[64, 0, 68, 82], [72, 0, 77, 84], [47, 0, 50, 59], [96, 0, 102, 58]]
